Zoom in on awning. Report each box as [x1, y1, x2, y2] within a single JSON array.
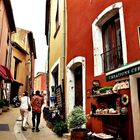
[[13, 80, 23, 86], [0, 65, 13, 82]]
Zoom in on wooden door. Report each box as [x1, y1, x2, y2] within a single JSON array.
[[74, 65, 83, 106]]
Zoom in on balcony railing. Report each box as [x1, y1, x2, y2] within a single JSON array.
[[101, 46, 123, 72]]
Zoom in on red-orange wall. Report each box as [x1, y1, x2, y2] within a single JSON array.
[[66, 1, 140, 139]]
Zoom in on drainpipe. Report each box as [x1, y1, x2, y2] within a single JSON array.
[[47, 38, 50, 106], [31, 52, 33, 96], [62, 0, 66, 120], [47, 0, 51, 107]]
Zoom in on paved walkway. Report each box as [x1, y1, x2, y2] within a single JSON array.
[[0, 106, 70, 140]]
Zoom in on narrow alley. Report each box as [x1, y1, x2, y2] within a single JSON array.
[[0, 106, 70, 140]]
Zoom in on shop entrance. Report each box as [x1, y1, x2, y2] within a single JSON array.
[[137, 78, 140, 110], [130, 74, 140, 140]]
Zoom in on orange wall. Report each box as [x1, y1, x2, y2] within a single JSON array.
[[34, 73, 47, 93], [41, 73, 47, 91], [0, 0, 10, 66]]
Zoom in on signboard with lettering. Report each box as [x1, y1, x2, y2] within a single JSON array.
[[106, 64, 140, 81], [55, 85, 63, 108]]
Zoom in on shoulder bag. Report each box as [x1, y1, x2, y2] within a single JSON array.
[[27, 97, 31, 111]]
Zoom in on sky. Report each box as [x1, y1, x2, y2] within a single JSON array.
[[10, 0, 48, 76]]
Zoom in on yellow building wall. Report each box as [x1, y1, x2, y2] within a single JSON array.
[[11, 28, 30, 52], [11, 28, 31, 94], [11, 47, 26, 93], [49, 0, 65, 85]]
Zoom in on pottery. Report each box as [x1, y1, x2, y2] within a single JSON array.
[[121, 107, 128, 114]]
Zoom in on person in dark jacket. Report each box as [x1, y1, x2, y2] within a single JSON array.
[[31, 90, 44, 132]]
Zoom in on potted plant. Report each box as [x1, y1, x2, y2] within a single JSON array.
[[67, 106, 88, 140], [2, 99, 10, 112], [99, 86, 113, 94], [0, 100, 4, 114], [53, 121, 68, 137]]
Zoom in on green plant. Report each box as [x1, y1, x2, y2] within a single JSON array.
[[53, 121, 68, 136], [67, 106, 87, 129], [0, 100, 4, 108], [99, 86, 113, 93], [2, 99, 10, 106]]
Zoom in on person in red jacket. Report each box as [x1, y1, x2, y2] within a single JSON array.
[[31, 90, 44, 132]]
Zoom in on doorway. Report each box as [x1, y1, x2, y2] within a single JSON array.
[[130, 74, 140, 140], [137, 78, 140, 110], [74, 65, 83, 106], [66, 56, 86, 116]]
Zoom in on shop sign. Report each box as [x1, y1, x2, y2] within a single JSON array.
[[106, 64, 140, 81]]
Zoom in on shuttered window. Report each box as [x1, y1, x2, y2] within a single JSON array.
[[101, 14, 123, 72]]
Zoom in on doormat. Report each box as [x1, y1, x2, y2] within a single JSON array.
[[0, 124, 9, 131]]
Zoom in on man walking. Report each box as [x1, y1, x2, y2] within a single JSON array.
[[31, 90, 44, 132]]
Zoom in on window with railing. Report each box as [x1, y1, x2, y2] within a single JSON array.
[[101, 46, 123, 72], [101, 14, 123, 72]]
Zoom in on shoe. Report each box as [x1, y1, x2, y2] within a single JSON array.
[[36, 128, 40, 132], [22, 127, 27, 131], [32, 127, 35, 132]]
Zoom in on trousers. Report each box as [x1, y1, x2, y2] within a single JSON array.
[[20, 109, 29, 127], [32, 111, 41, 129]]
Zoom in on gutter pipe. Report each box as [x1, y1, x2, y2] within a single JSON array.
[[62, 0, 66, 120]]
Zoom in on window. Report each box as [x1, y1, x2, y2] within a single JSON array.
[[54, 0, 60, 38], [92, 2, 127, 76], [55, 0, 59, 30], [5, 49, 8, 66], [7, 35, 9, 44], [101, 14, 123, 72], [14, 57, 21, 79], [138, 26, 140, 46], [52, 65, 58, 87]]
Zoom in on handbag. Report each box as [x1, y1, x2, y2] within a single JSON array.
[[27, 97, 31, 111], [28, 105, 31, 111]]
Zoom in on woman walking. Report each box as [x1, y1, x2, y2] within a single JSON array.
[[20, 91, 31, 131]]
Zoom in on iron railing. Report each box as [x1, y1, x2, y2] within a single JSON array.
[[101, 46, 123, 72]]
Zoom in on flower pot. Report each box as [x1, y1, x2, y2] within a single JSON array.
[[0, 108, 2, 114], [2, 106, 8, 112], [46, 121, 54, 129], [71, 128, 88, 140]]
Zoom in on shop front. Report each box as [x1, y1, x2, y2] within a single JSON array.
[[106, 60, 140, 140], [86, 61, 140, 139]]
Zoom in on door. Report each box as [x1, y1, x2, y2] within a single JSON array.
[[74, 65, 83, 106], [137, 78, 140, 112]]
